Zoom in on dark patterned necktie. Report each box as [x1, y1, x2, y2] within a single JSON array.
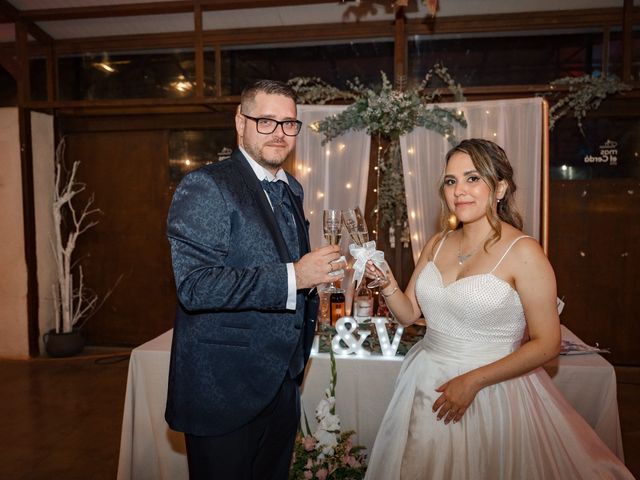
[[261, 179, 300, 261]]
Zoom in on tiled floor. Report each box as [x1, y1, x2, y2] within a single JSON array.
[[0, 352, 638, 479]]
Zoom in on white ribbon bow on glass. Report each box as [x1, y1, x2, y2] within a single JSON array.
[[349, 241, 385, 288]]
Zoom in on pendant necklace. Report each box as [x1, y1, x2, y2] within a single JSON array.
[[457, 232, 490, 265]]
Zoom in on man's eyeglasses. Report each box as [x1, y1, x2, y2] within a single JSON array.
[[241, 113, 303, 137]]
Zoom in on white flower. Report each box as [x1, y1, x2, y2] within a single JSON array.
[[318, 413, 340, 433], [314, 428, 338, 456], [315, 397, 335, 420]]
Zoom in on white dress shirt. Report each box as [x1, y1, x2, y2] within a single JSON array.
[[239, 147, 297, 310]]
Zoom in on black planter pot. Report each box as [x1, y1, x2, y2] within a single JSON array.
[[43, 329, 85, 357]]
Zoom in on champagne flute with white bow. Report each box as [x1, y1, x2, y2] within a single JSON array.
[[343, 207, 389, 289], [320, 209, 344, 293]]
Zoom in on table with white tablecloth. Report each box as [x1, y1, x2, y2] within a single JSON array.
[[117, 326, 624, 480]]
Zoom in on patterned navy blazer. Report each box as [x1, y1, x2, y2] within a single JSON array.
[[165, 149, 318, 436]]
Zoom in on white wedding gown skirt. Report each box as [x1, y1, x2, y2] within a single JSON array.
[[364, 330, 632, 480]]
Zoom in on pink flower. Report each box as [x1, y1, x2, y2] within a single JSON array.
[[344, 436, 353, 453], [303, 471, 313, 480], [305, 459, 313, 469], [303, 435, 317, 452], [316, 468, 328, 480]]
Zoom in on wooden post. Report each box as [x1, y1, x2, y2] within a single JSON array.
[[215, 45, 222, 97], [16, 21, 40, 356], [194, 3, 205, 98], [541, 99, 550, 256], [394, 6, 407, 90], [621, 0, 633, 82]]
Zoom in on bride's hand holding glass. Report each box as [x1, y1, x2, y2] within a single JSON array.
[[365, 260, 396, 293]]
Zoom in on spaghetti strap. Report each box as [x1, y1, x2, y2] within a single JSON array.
[[433, 231, 454, 262], [489, 235, 531, 273]]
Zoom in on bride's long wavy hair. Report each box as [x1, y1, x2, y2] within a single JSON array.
[[436, 138, 523, 250]]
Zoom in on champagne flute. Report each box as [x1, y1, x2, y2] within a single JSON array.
[[343, 206, 370, 245], [343, 207, 388, 289], [321, 209, 344, 293], [353, 206, 369, 243]]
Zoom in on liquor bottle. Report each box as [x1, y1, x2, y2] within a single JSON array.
[[316, 291, 331, 333], [353, 283, 373, 322], [376, 291, 390, 318], [329, 291, 346, 326]]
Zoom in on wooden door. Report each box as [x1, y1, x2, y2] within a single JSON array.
[[549, 179, 640, 365], [66, 131, 176, 346]]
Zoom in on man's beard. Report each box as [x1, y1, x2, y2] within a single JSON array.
[[245, 139, 291, 170]]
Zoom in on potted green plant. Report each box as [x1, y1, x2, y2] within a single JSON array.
[[43, 138, 101, 357]]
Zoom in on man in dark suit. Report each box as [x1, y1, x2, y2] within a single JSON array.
[[165, 79, 344, 479]]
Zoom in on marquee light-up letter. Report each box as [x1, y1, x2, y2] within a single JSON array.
[[332, 317, 371, 356], [372, 316, 404, 356]]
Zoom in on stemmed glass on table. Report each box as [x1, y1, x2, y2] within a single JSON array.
[[321, 209, 344, 294], [342, 207, 388, 289]]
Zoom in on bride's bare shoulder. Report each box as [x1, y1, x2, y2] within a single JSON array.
[[418, 231, 450, 264], [499, 224, 546, 264]]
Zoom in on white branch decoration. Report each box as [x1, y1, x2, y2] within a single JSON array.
[[51, 138, 102, 333]]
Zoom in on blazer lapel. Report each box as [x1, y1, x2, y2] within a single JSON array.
[[233, 153, 292, 263]]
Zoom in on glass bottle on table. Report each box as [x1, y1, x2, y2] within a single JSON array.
[[316, 291, 330, 333], [376, 291, 390, 318], [329, 279, 346, 326], [354, 281, 373, 323]]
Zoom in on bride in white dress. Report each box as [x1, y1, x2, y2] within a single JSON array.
[[363, 139, 633, 479]]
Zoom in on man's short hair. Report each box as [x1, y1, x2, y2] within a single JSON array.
[[240, 80, 297, 111]]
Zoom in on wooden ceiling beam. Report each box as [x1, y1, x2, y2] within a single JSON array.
[[19, 0, 337, 22], [39, 20, 395, 55], [205, 20, 395, 45], [28, 85, 640, 117], [406, 7, 639, 35], [24, 6, 635, 57], [0, 0, 52, 44]]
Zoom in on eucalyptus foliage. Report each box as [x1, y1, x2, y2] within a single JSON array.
[[289, 65, 466, 144], [288, 64, 467, 229], [548, 73, 631, 135]]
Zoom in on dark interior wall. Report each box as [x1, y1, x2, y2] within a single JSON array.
[[0, 67, 17, 106]]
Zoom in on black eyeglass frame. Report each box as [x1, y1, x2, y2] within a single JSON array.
[[241, 113, 303, 137]]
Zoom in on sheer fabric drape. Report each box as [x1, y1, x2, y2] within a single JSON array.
[[400, 98, 543, 264], [295, 105, 372, 249]]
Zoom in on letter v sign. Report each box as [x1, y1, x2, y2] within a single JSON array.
[[372, 317, 404, 356]]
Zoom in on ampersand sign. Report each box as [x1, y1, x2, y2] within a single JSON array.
[[331, 317, 371, 356]]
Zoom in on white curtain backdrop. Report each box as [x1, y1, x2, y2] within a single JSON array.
[[400, 98, 543, 264], [295, 105, 372, 249]]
